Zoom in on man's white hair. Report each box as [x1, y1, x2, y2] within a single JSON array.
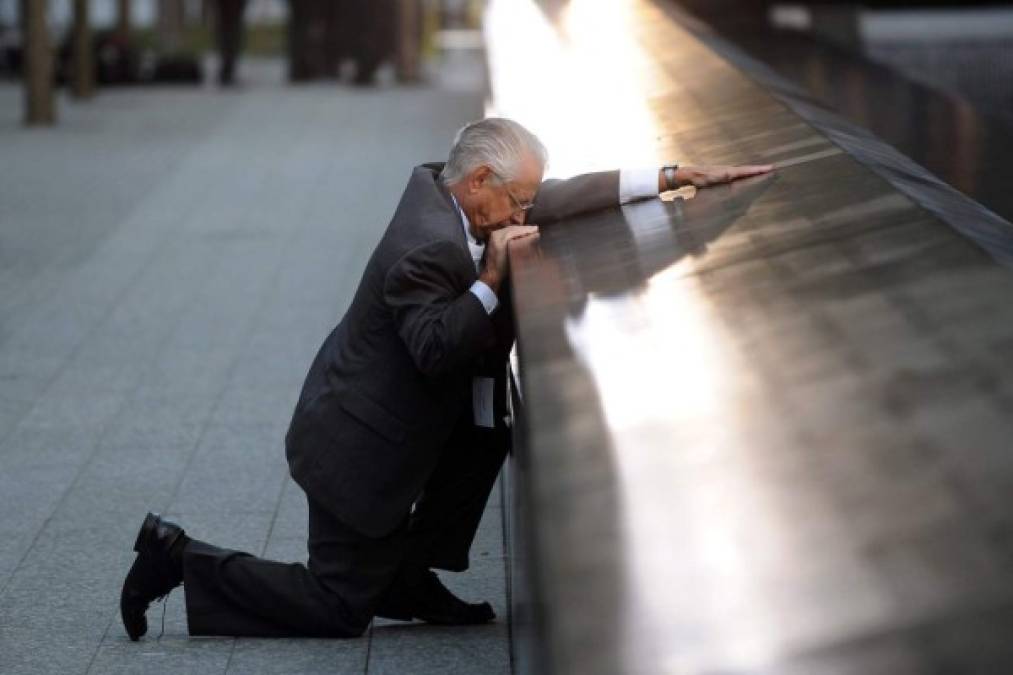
[[440, 117, 548, 186]]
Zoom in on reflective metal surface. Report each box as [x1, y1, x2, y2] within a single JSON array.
[[666, 4, 1013, 269], [672, 1, 1013, 251], [487, 1, 1013, 673]]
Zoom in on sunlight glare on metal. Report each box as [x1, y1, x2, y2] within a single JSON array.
[[564, 268, 783, 671], [484, 0, 661, 178]]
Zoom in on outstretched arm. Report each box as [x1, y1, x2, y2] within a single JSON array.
[[526, 170, 621, 226], [529, 164, 775, 225], [670, 164, 774, 190]]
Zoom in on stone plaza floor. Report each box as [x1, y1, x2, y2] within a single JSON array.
[[0, 58, 510, 674]]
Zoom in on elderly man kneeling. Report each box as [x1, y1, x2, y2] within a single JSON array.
[[120, 117, 772, 639]]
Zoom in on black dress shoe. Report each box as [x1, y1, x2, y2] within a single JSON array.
[[375, 569, 495, 625], [120, 513, 186, 641]]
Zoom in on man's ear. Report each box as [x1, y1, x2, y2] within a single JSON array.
[[469, 165, 493, 194]]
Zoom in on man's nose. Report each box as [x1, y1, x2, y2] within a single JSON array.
[[510, 210, 527, 225]]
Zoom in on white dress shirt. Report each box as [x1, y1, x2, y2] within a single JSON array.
[[451, 194, 501, 314], [453, 167, 662, 315], [619, 167, 664, 205]]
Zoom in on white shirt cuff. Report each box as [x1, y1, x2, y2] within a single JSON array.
[[619, 167, 662, 204], [469, 280, 499, 314]]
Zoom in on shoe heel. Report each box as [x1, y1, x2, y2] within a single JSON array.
[[133, 513, 157, 553]]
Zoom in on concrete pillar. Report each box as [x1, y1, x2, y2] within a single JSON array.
[[23, 0, 56, 125], [72, 0, 95, 99]]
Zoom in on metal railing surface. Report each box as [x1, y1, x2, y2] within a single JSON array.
[[488, 1, 1013, 673]]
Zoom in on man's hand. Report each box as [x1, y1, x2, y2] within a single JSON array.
[[674, 164, 774, 189], [479, 225, 540, 293]]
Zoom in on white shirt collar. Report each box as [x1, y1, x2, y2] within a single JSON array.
[[450, 194, 485, 271], [450, 195, 481, 245]]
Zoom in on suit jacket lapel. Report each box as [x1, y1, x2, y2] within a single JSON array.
[[430, 171, 475, 275]]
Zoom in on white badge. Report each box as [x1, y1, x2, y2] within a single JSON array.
[[472, 377, 495, 428]]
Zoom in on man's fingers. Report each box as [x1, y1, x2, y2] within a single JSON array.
[[506, 231, 540, 247], [505, 230, 540, 245], [684, 163, 776, 189], [731, 164, 775, 179], [494, 225, 539, 243]]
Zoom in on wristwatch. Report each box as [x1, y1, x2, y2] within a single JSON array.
[[662, 164, 679, 191]]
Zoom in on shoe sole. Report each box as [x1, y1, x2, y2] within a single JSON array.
[[123, 513, 160, 642], [120, 555, 149, 642]]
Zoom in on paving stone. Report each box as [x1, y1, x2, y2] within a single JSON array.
[[226, 637, 369, 675], [87, 633, 235, 675], [367, 621, 510, 675]]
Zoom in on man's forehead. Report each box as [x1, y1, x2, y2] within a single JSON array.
[[514, 156, 544, 193]]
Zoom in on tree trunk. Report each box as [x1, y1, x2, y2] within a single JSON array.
[[72, 0, 95, 99], [23, 0, 55, 125], [396, 0, 421, 83]]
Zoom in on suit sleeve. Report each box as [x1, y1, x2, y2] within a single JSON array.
[[526, 170, 622, 225], [384, 240, 497, 377]]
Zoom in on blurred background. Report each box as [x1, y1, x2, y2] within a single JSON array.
[[0, 0, 484, 91], [676, 0, 1013, 121], [2, 1, 1012, 151], [6, 0, 1010, 213]]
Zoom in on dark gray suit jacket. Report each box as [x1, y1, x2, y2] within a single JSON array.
[[285, 162, 620, 537]]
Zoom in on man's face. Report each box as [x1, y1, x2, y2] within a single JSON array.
[[461, 154, 543, 242]]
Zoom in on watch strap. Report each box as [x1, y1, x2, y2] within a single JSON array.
[[662, 164, 679, 191]]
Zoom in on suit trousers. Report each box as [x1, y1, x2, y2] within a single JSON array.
[[181, 415, 509, 637]]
